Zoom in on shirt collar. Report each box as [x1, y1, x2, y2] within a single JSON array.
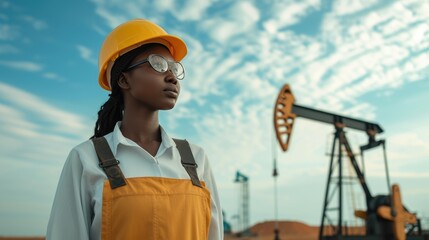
[[110, 121, 176, 156]]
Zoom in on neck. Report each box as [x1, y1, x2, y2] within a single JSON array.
[[120, 106, 161, 143]]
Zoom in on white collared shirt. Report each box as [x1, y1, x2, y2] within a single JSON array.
[[46, 122, 223, 240]]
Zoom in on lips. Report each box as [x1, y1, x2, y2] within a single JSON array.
[[164, 86, 178, 93], [163, 86, 179, 98]]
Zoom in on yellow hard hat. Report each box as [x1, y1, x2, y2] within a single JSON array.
[[98, 18, 187, 91]]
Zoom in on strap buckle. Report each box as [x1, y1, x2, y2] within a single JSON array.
[[98, 159, 120, 168], [181, 162, 198, 168]]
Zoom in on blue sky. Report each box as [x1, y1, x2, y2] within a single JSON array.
[[1, 0, 429, 236]]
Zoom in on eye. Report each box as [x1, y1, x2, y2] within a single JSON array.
[[171, 63, 179, 74], [150, 55, 168, 72]]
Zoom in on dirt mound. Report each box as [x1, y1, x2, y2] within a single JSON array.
[[0, 238, 44, 240], [225, 220, 365, 240], [1, 221, 366, 240], [252, 220, 319, 236]]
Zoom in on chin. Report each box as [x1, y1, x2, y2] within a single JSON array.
[[162, 105, 175, 110], [160, 102, 176, 110], [157, 97, 178, 110]]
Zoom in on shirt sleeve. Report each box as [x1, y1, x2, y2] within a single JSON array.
[[204, 154, 224, 240], [46, 149, 92, 240]]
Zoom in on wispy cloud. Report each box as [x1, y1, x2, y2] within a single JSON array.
[[21, 15, 47, 30], [172, 0, 213, 21], [0, 60, 43, 71], [0, 23, 19, 40], [333, 0, 379, 16], [42, 72, 66, 82], [91, 0, 129, 29], [0, 44, 18, 54], [263, 0, 321, 34], [0, 82, 92, 235], [0, 1, 11, 9], [76, 45, 97, 65], [0, 82, 89, 136], [201, 1, 260, 43], [92, 23, 107, 36]]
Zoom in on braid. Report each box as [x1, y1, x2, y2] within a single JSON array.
[[91, 43, 162, 139], [91, 82, 124, 138]]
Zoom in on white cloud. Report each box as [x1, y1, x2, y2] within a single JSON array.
[[333, 0, 378, 16], [201, 1, 260, 43], [0, 44, 18, 54], [42, 72, 66, 82], [92, 23, 108, 36], [93, 4, 128, 29], [21, 15, 47, 30], [201, 20, 237, 43], [76, 45, 97, 65], [173, 0, 213, 21], [388, 128, 429, 164], [0, 23, 19, 40], [282, 0, 429, 114], [0, 103, 38, 132], [92, 0, 214, 25], [90, 0, 171, 30], [0, 60, 43, 71], [0, 1, 9, 8], [153, 0, 174, 12], [263, 0, 320, 35], [0, 82, 92, 235], [0, 82, 89, 136]]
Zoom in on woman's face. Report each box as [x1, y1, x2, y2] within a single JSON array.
[[121, 45, 181, 111]]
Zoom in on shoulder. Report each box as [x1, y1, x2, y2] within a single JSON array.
[[63, 138, 107, 178], [70, 139, 95, 157], [71, 132, 114, 157], [64, 138, 99, 169]]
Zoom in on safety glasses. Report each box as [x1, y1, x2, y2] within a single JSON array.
[[124, 54, 185, 80]]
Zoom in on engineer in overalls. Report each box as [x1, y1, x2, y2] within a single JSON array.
[[46, 18, 223, 240]]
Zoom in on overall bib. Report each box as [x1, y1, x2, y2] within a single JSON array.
[[92, 137, 211, 240]]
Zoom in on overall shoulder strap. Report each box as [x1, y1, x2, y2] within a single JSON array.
[[91, 137, 126, 189], [173, 139, 202, 188]]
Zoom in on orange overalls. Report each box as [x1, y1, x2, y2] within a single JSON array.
[[92, 137, 211, 240]]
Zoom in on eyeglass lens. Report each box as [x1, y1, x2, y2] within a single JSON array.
[[149, 55, 184, 80]]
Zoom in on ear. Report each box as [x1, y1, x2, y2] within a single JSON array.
[[117, 73, 130, 90]]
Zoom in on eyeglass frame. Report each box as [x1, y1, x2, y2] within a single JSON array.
[[123, 54, 185, 80]]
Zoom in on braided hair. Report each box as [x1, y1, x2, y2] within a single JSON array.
[[91, 79, 124, 138], [91, 43, 160, 138]]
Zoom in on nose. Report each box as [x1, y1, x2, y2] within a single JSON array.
[[165, 70, 178, 84]]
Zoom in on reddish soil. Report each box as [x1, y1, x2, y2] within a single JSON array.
[[225, 220, 365, 240], [0, 238, 44, 240], [0, 220, 365, 240]]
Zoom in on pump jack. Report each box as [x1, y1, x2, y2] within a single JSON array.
[[273, 84, 425, 240]]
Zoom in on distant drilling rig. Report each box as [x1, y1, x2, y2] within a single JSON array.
[[235, 171, 250, 234]]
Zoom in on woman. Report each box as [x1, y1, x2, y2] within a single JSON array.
[[46, 19, 223, 240]]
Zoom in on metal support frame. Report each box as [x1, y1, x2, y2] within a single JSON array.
[[319, 123, 374, 239], [319, 124, 343, 239]]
